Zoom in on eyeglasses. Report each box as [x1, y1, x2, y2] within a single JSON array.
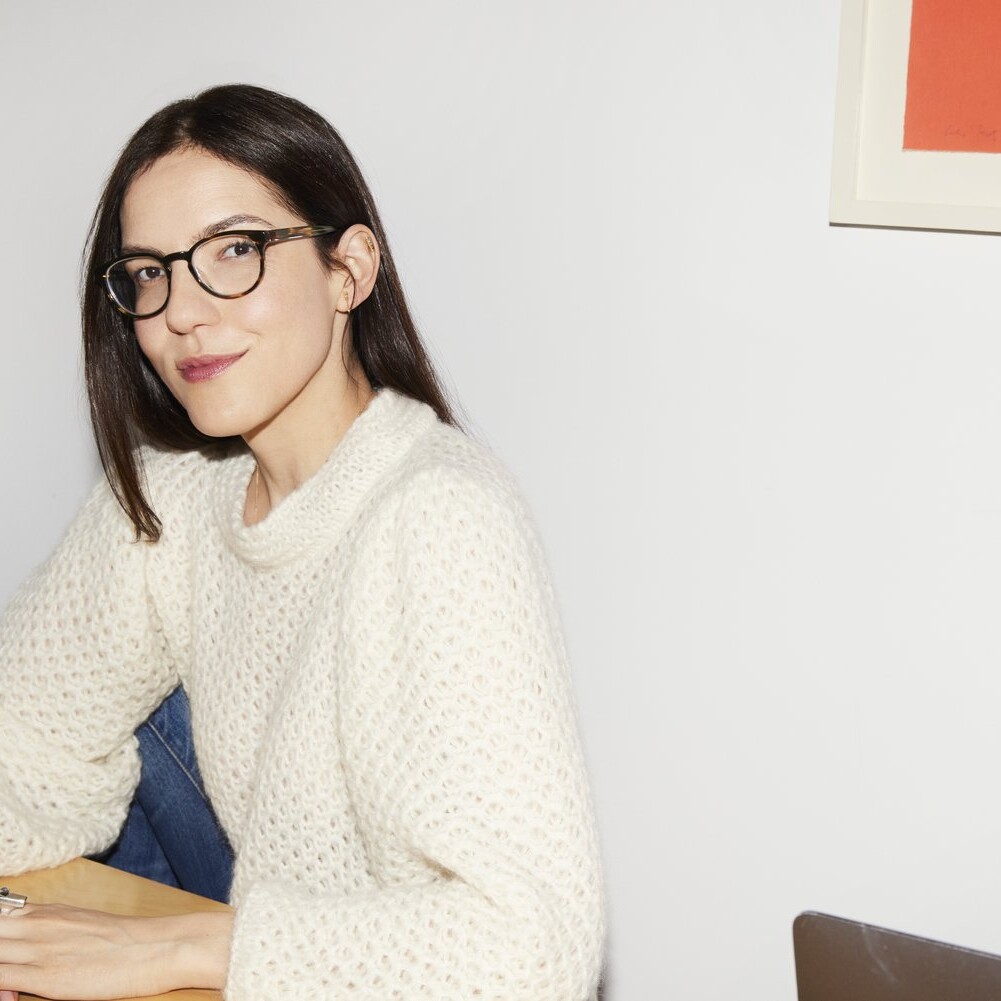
[[98, 224, 338, 320]]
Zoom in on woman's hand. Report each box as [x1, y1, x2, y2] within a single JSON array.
[[0, 902, 234, 1000]]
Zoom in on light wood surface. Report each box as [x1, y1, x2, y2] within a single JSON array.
[[0, 859, 230, 1001]]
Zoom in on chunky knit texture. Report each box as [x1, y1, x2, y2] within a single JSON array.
[[0, 387, 605, 1000]]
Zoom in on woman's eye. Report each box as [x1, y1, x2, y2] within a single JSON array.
[[220, 239, 255, 260], [133, 265, 164, 286]]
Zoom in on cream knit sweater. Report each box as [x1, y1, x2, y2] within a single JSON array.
[[0, 387, 605, 1000]]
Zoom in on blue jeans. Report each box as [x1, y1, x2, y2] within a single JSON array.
[[92, 686, 234, 903]]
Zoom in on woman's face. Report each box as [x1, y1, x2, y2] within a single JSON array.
[[120, 148, 348, 440]]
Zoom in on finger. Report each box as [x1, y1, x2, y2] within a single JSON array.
[[0, 990, 16, 1001]]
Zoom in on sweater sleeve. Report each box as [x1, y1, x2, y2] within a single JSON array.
[[225, 466, 606, 1001], [0, 475, 178, 874]]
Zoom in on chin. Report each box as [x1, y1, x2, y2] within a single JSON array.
[[186, 406, 256, 440]]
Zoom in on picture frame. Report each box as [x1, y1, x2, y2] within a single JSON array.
[[830, 0, 1001, 234]]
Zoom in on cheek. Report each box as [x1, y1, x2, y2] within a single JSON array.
[[134, 326, 173, 383], [250, 273, 338, 365], [133, 324, 194, 413]]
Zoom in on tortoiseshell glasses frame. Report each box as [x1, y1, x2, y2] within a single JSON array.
[[97, 224, 338, 320]]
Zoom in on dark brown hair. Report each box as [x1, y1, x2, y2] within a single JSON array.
[[82, 83, 461, 542]]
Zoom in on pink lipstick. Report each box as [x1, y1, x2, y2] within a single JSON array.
[[177, 352, 247, 383]]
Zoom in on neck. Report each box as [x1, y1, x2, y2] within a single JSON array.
[[243, 355, 375, 526]]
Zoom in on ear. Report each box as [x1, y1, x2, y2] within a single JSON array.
[[332, 224, 380, 314]]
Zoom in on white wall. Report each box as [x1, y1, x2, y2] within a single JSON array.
[[5, 1, 1001, 998]]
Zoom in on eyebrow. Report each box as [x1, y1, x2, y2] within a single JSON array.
[[119, 214, 275, 257]]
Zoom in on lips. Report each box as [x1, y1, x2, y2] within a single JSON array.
[[177, 351, 248, 383]]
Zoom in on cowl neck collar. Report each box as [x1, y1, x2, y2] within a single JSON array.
[[213, 387, 438, 568]]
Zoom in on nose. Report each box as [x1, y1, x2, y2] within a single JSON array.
[[163, 262, 221, 334]]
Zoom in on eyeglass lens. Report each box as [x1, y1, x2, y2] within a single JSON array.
[[106, 234, 264, 317]]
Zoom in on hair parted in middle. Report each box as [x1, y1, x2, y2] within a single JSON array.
[[82, 83, 462, 543]]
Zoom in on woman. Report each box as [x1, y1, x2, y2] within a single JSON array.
[[0, 84, 605, 999]]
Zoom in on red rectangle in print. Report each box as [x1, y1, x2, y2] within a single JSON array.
[[904, 0, 1001, 152]]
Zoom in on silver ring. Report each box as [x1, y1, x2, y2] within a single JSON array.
[[0, 886, 27, 914]]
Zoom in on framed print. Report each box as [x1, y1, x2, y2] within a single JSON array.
[[831, 0, 1001, 233]]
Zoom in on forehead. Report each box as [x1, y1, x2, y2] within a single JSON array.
[[120, 148, 289, 246]]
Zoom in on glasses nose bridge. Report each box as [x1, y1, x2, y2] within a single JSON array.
[[161, 246, 197, 277], [158, 246, 212, 318], [160, 246, 206, 303]]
